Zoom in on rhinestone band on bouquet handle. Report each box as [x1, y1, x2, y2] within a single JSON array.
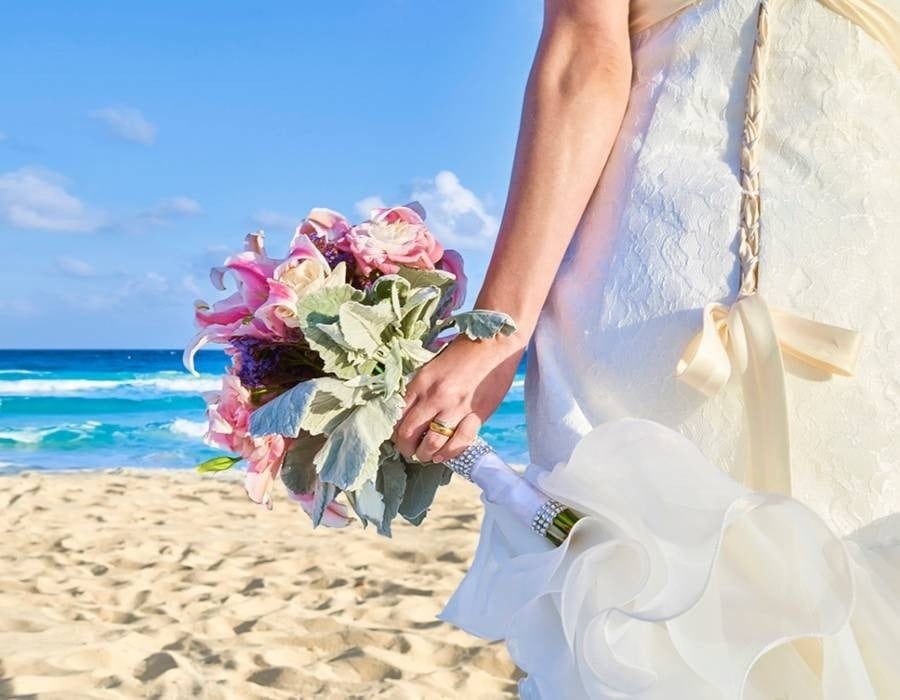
[[186, 201, 581, 546], [442, 437, 580, 545]]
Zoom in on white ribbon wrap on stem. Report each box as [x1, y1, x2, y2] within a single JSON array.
[[442, 444, 555, 534], [468, 450, 551, 527]]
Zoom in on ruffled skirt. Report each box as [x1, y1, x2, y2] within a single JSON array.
[[439, 419, 900, 699]]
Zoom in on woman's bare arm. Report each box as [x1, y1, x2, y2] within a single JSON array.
[[395, 0, 633, 462], [475, 0, 632, 337]]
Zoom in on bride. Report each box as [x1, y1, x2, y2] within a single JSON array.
[[393, 0, 899, 697]]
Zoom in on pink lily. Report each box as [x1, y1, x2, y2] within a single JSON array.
[[287, 488, 354, 528], [243, 434, 290, 510], [184, 232, 281, 374], [294, 208, 352, 247]]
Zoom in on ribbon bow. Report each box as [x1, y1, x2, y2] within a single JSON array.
[[675, 293, 862, 495]]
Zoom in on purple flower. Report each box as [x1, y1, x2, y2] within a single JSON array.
[[229, 337, 325, 398]]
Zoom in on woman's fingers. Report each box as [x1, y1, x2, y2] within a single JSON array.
[[394, 395, 443, 459], [414, 412, 466, 463], [433, 412, 482, 463]]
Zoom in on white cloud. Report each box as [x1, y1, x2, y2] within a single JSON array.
[[250, 209, 301, 231], [410, 171, 499, 249], [356, 171, 498, 249], [55, 256, 97, 277], [125, 271, 169, 294], [354, 195, 387, 219], [181, 274, 205, 298], [153, 196, 202, 217], [0, 298, 39, 317], [62, 271, 173, 313], [90, 106, 157, 146], [0, 167, 105, 233], [132, 196, 202, 229]]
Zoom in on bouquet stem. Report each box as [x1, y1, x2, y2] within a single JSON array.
[[442, 437, 581, 546]]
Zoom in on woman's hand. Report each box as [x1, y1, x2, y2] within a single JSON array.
[[394, 333, 526, 463]]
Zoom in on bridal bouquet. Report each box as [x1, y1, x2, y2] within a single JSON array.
[[183, 203, 555, 537]]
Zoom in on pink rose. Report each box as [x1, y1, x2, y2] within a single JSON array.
[[342, 203, 443, 276]]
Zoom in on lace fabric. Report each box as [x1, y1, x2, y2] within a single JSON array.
[[524, 0, 900, 535]]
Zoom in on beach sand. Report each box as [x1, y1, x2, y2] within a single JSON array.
[[0, 469, 519, 699]]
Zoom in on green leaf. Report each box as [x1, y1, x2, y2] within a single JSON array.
[[196, 455, 242, 473], [396, 266, 456, 291], [400, 287, 441, 339], [324, 261, 349, 287], [351, 479, 385, 532], [280, 433, 328, 493], [314, 393, 406, 491], [296, 283, 363, 327], [389, 277, 409, 320], [311, 480, 339, 527], [300, 379, 366, 435], [398, 460, 453, 522], [338, 300, 396, 354], [369, 274, 408, 303], [400, 286, 441, 319], [395, 337, 436, 370], [375, 456, 408, 537], [448, 309, 518, 340], [248, 378, 322, 438], [302, 324, 357, 379], [381, 339, 405, 396]]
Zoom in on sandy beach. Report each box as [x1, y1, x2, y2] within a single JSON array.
[[0, 469, 519, 699]]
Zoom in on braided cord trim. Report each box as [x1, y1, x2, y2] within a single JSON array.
[[738, 0, 774, 299]]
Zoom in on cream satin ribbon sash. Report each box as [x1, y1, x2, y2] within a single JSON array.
[[670, 0, 866, 499], [676, 294, 862, 495], [629, 0, 900, 70]]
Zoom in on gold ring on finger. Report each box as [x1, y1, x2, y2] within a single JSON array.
[[428, 419, 456, 438]]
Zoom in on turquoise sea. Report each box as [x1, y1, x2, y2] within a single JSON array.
[[0, 349, 529, 473]]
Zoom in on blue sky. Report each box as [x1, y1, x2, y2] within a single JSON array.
[[1, 2, 541, 348]]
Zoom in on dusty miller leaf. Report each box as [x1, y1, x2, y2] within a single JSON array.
[[395, 337, 435, 370], [249, 379, 322, 438], [296, 283, 363, 326], [400, 287, 441, 340], [381, 340, 405, 396], [338, 300, 396, 354], [311, 480, 339, 528], [314, 393, 405, 491], [396, 266, 455, 291], [448, 309, 518, 340], [398, 460, 453, 523], [301, 324, 358, 379], [300, 379, 366, 435], [348, 479, 384, 531], [375, 456, 408, 537], [280, 432, 328, 493]]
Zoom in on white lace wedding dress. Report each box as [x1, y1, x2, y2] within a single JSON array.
[[440, 0, 900, 696]]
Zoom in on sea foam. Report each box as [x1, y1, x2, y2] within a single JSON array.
[[0, 376, 221, 396]]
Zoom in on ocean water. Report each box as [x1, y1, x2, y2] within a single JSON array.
[[0, 349, 529, 473]]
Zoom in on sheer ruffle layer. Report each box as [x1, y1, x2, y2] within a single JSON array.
[[440, 419, 900, 699]]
